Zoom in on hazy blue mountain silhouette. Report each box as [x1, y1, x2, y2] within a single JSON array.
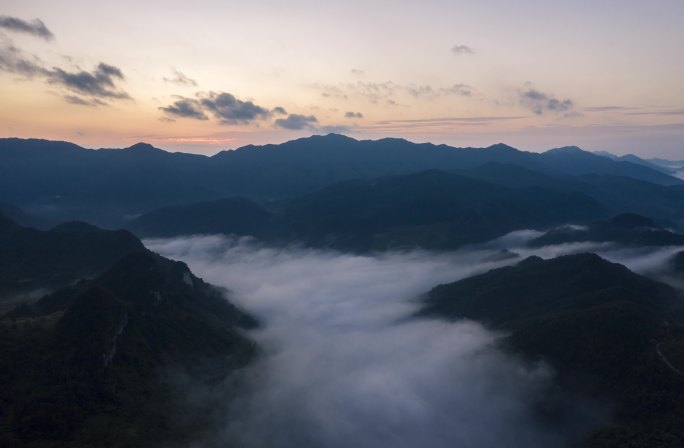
[[530, 213, 684, 247], [128, 170, 607, 251], [1, 135, 680, 227]]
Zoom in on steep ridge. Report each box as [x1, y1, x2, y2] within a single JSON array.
[[422, 253, 684, 446], [0, 250, 256, 447], [0, 213, 145, 309]]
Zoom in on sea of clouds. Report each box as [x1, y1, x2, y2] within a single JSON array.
[[146, 232, 683, 448]]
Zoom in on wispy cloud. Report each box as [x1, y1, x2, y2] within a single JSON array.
[[49, 63, 130, 99], [163, 68, 197, 86], [200, 91, 272, 125], [160, 91, 273, 124], [344, 111, 363, 119], [319, 124, 352, 134], [318, 81, 476, 103], [0, 18, 129, 106], [584, 105, 684, 117], [584, 106, 635, 112], [519, 88, 574, 116], [64, 95, 106, 107], [0, 42, 46, 76], [375, 115, 524, 127], [0, 16, 53, 40], [624, 108, 684, 117], [274, 113, 319, 130], [451, 44, 474, 55], [0, 44, 130, 103], [159, 97, 208, 120]]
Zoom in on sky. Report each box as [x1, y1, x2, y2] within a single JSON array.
[[1, 0, 683, 157]]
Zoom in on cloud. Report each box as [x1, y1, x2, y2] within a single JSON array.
[[319, 80, 476, 103], [584, 106, 633, 112], [64, 95, 106, 107], [0, 18, 129, 105], [350, 68, 365, 76], [0, 42, 46, 76], [318, 81, 395, 103], [200, 91, 272, 124], [406, 84, 435, 97], [146, 235, 608, 448], [0, 41, 130, 103], [48, 63, 130, 99], [274, 113, 319, 130], [370, 115, 525, 131], [0, 16, 53, 40], [344, 111, 363, 119], [319, 125, 352, 134], [163, 68, 197, 86], [451, 44, 474, 55], [439, 83, 473, 96], [159, 97, 208, 120], [624, 108, 684, 117], [519, 88, 574, 115], [158, 92, 291, 125]]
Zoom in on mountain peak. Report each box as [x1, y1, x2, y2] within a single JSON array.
[[486, 143, 519, 152], [124, 142, 164, 152], [301, 133, 358, 145], [544, 145, 586, 155], [321, 133, 356, 141]]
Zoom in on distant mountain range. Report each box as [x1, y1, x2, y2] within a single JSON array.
[[128, 170, 606, 251], [529, 213, 684, 247], [1, 135, 681, 228], [595, 150, 684, 179]]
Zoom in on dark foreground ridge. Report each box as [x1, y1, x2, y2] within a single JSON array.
[[0, 213, 145, 311], [0, 220, 257, 447], [422, 253, 684, 446]]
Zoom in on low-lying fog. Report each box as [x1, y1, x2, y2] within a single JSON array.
[[146, 232, 684, 448]]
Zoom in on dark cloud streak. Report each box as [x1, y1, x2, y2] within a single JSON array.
[[519, 88, 574, 115], [344, 111, 363, 119], [0, 16, 54, 40], [0, 36, 130, 105], [274, 113, 318, 130], [64, 95, 106, 107], [159, 97, 208, 120], [48, 63, 130, 99], [451, 44, 474, 55], [200, 92, 272, 124], [163, 68, 197, 86], [159, 91, 275, 125], [0, 43, 46, 76]]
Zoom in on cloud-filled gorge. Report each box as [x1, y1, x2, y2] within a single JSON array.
[[140, 233, 684, 447]]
